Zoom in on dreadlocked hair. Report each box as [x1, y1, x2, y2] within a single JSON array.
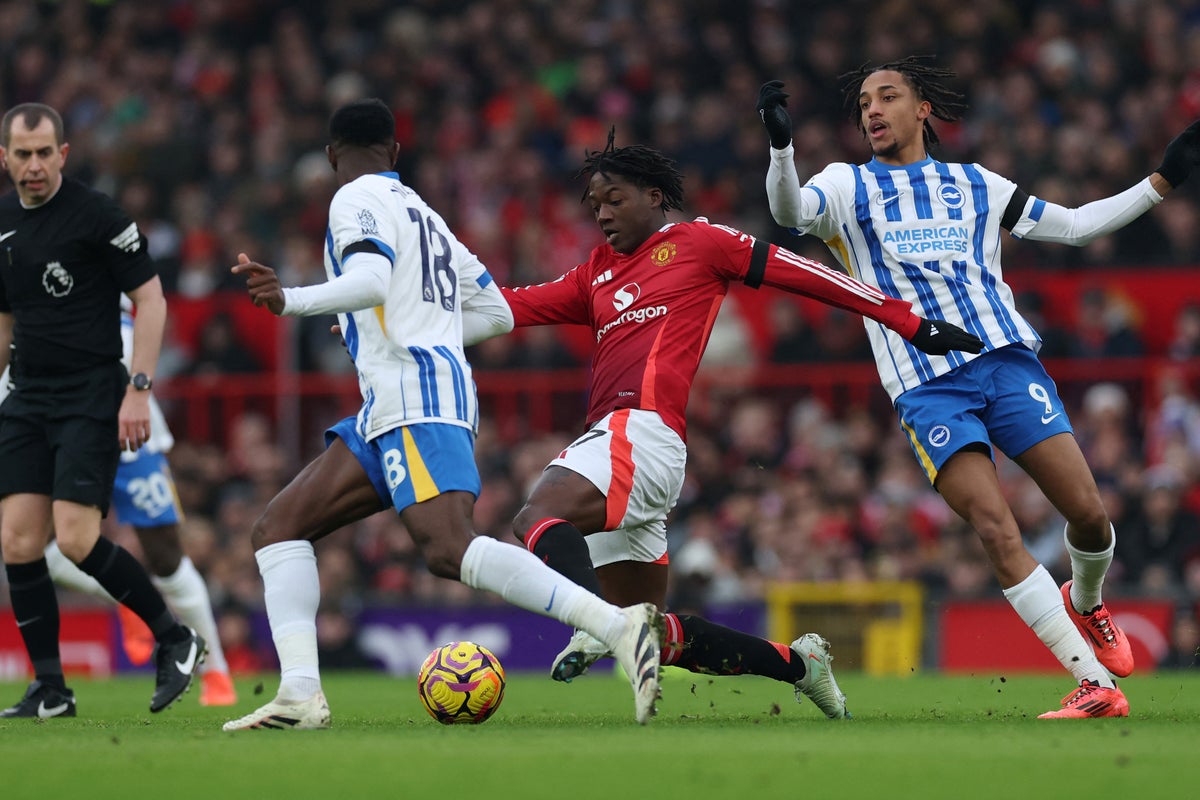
[[838, 55, 967, 148], [578, 128, 684, 212]]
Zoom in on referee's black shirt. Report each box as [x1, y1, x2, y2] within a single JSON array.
[[0, 176, 156, 377]]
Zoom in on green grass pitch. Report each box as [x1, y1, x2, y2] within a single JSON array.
[[1, 669, 1197, 799]]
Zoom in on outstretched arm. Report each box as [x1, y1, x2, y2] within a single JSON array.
[[759, 80, 827, 229], [1020, 119, 1200, 246], [754, 242, 982, 356], [231, 252, 389, 316]]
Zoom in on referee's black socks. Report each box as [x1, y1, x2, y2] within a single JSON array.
[[5, 558, 65, 685], [78, 537, 187, 643]]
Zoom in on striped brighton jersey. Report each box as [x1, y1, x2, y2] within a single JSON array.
[[792, 158, 1041, 401], [326, 172, 488, 440]]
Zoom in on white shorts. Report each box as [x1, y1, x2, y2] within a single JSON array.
[[549, 408, 686, 568]]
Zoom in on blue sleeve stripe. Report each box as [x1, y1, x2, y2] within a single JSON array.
[[810, 185, 827, 216], [326, 229, 340, 277], [1028, 198, 1046, 221], [475, 271, 494, 289]]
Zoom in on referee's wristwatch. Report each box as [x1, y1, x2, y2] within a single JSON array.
[[130, 372, 153, 392]]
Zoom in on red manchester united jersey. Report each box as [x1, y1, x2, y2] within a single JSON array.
[[502, 218, 917, 441]]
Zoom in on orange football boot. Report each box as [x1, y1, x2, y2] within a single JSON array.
[[117, 604, 155, 666], [1038, 680, 1129, 719], [1061, 580, 1134, 677], [200, 670, 238, 706]]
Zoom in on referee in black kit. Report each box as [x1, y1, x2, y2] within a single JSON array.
[[0, 103, 204, 718]]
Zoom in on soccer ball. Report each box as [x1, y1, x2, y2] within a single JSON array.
[[417, 641, 506, 724]]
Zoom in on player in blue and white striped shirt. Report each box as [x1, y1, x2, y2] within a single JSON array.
[[759, 56, 1200, 719], [223, 99, 663, 731]]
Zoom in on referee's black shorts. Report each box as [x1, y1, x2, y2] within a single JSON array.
[[0, 362, 126, 514]]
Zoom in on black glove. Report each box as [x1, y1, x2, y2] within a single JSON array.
[[757, 80, 793, 150], [908, 318, 984, 356], [1156, 120, 1200, 188]]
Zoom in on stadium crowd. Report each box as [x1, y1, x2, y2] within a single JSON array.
[[1, 0, 1199, 669]]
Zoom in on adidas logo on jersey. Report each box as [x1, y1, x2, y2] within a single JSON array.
[[110, 222, 141, 253], [592, 269, 613, 286]]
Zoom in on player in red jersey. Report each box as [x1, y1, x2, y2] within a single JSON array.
[[502, 133, 983, 718]]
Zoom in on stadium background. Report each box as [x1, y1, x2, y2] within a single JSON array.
[[0, 0, 1198, 678]]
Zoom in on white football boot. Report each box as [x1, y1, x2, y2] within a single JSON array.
[[608, 603, 664, 725], [221, 691, 331, 731], [792, 633, 850, 719]]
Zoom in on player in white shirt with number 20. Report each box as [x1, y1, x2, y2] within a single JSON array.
[[759, 56, 1200, 719]]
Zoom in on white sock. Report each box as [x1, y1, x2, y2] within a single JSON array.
[[1064, 523, 1115, 614], [256, 541, 322, 701], [1002, 564, 1112, 688], [153, 557, 228, 674], [45, 541, 116, 601], [459, 536, 626, 646]]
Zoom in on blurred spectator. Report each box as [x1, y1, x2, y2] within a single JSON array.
[[216, 604, 272, 676], [1144, 367, 1200, 502], [1070, 287, 1144, 359], [1075, 382, 1139, 490], [316, 607, 378, 671], [812, 308, 873, 363], [500, 326, 582, 370], [767, 298, 823, 363], [1159, 609, 1200, 669], [1167, 302, 1200, 362], [1015, 289, 1075, 359], [1115, 465, 1200, 593], [186, 312, 263, 375], [667, 510, 747, 612]]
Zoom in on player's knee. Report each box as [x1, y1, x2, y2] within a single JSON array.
[[142, 546, 181, 577], [249, 508, 297, 551], [512, 503, 553, 543], [136, 526, 183, 576], [423, 543, 463, 580], [1067, 507, 1112, 545]]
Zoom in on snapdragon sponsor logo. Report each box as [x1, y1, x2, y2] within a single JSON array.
[[596, 303, 669, 342], [882, 225, 970, 255]]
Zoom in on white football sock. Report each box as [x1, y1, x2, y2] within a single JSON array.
[[45, 541, 115, 600], [1003, 564, 1112, 688], [256, 541, 322, 701], [1064, 523, 1115, 614], [459, 536, 626, 646], [153, 557, 228, 673]]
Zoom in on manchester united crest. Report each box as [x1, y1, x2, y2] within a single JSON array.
[[650, 241, 676, 267]]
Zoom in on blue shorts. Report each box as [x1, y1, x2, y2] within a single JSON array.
[[325, 417, 480, 512], [893, 344, 1074, 485], [111, 450, 183, 527]]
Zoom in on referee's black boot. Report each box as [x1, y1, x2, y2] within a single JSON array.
[[150, 627, 206, 713], [0, 679, 76, 718]]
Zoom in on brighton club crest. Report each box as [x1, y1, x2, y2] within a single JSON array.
[[42, 261, 74, 297]]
